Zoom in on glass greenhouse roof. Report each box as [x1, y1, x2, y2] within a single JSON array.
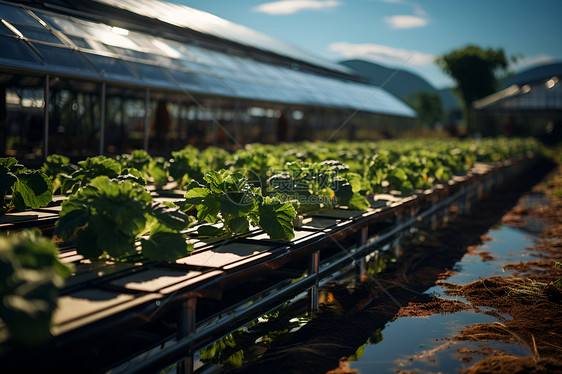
[[0, 1, 416, 118], [94, 0, 352, 75]]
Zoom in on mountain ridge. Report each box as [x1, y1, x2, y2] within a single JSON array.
[[340, 59, 460, 113]]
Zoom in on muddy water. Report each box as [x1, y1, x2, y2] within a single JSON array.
[[428, 224, 537, 299], [348, 223, 539, 373], [195, 223, 540, 374]]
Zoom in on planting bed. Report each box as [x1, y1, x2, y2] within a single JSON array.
[[0, 157, 538, 373]]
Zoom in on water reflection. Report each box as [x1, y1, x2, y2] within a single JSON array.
[[428, 224, 538, 299], [349, 312, 528, 373], [197, 305, 311, 370], [349, 223, 538, 373], [194, 222, 537, 373]]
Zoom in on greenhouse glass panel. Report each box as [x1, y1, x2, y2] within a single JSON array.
[[150, 39, 187, 60], [13, 25, 63, 44], [84, 53, 139, 81], [105, 45, 154, 61], [0, 4, 41, 27], [127, 62, 174, 87], [80, 23, 139, 50], [178, 60, 214, 74], [32, 43, 94, 72], [38, 14, 89, 37], [163, 68, 203, 91], [0, 36, 38, 64], [67, 36, 90, 49], [196, 74, 233, 96]]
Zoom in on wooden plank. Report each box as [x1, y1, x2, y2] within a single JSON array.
[[176, 242, 276, 268], [52, 292, 160, 335], [301, 217, 340, 230], [159, 270, 224, 294], [109, 268, 203, 292]]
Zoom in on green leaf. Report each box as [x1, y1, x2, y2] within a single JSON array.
[[0, 229, 71, 345], [225, 216, 250, 234], [197, 225, 226, 237], [54, 208, 89, 241], [75, 227, 103, 260], [12, 171, 53, 209], [184, 186, 210, 205], [151, 202, 192, 231], [203, 170, 224, 193], [0, 157, 18, 169], [0, 293, 53, 345], [96, 226, 136, 259], [344, 172, 364, 192], [141, 232, 191, 261], [0, 171, 17, 196], [346, 193, 370, 211], [118, 168, 146, 185], [258, 197, 296, 240], [196, 196, 221, 223], [332, 178, 354, 203]]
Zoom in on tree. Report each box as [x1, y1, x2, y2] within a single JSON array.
[[408, 92, 444, 128], [436, 45, 510, 132]]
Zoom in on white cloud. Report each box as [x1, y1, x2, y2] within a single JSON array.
[[253, 0, 341, 15], [329, 42, 435, 66], [385, 15, 428, 29], [376, 0, 429, 29]]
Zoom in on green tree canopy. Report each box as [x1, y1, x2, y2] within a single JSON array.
[[437, 45, 509, 111], [408, 92, 444, 128]]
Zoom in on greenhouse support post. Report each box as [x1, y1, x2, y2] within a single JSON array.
[[144, 88, 150, 150], [177, 297, 197, 374], [309, 251, 320, 314], [43, 74, 49, 159], [99, 82, 106, 155]]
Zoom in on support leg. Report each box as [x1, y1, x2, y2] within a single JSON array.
[[177, 298, 197, 374]]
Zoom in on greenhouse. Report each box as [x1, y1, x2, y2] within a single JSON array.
[[2, 1, 561, 374], [0, 0, 415, 164]]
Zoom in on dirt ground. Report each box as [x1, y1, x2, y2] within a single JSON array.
[[393, 159, 562, 374], [235, 158, 562, 374]]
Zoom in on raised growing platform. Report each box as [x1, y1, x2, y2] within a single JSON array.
[[0, 157, 535, 373]]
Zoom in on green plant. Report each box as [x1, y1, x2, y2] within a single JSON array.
[[40, 154, 77, 194], [118, 150, 169, 189], [183, 170, 297, 240], [55, 176, 193, 261], [0, 229, 72, 345], [267, 160, 370, 212], [61, 156, 145, 195], [1, 157, 53, 215], [168, 146, 205, 188]]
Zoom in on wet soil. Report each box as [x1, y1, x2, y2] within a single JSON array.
[[231, 158, 562, 374]]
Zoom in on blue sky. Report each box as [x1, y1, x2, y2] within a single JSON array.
[[171, 0, 562, 89]]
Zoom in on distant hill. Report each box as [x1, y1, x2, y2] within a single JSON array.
[[503, 62, 562, 88], [340, 59, 460, 114]]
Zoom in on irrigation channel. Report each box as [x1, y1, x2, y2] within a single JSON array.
[[0, 156, 542, 373]]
